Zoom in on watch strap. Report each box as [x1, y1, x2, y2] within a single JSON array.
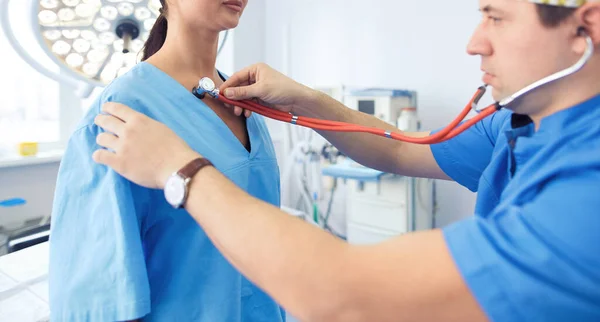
[[177, 157, 213, 181]]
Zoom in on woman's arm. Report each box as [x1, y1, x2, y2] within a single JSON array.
[[50, 124, 151, 321]]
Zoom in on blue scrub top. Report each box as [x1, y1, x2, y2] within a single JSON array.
[[432, 95, 600, 321], [49, 62, 286, 321]]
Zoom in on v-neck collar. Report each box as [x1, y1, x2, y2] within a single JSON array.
[[137, 61, 259, 159]]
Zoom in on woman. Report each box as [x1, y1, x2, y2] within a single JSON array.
[[49, 0, 285, 321]]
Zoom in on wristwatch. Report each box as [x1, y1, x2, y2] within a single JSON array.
[[164, 157, 213, 208]]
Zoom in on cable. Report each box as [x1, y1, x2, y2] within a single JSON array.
[[217, 30, 229, 56], [323, 178, 337, 228]]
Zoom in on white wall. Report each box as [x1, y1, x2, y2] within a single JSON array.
[[263, 0, 487, 226], [1, 0, 487, 232], [233, 0, 266, 71]]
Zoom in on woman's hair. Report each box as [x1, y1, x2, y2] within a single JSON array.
[[141, 0, 168, 61]]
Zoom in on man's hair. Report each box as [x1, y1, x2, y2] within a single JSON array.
[[536, 4, 577, 28]]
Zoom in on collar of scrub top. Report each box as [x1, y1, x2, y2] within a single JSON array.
[[193, 0, 595, 145]]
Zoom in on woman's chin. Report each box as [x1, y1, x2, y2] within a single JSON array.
[[222, 20, 240, 30]]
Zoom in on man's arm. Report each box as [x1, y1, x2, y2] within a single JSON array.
[[221, 63, 449, 180], [182, 165, 484, 321], [93, 102, 486, 321], [300, 90, 449, 179]]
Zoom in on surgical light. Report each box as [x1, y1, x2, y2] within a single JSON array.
[[0, 0, 229, 97]]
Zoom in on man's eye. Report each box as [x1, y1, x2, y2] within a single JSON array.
[[488, 16, 502, 24]]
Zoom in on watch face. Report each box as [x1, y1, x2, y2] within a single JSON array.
[[165, 174, 187, 207]]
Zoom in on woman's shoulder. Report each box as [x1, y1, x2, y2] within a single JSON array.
[[100, 63, 154, 103], [77, 63, 156, 128]]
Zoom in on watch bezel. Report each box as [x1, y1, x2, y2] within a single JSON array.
[[164, 172, 190, 208]]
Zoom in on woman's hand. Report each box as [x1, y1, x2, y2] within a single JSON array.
[[93, 102, 201, 189]]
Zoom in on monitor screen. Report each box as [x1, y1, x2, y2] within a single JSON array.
[[358, 100, 375, 115]]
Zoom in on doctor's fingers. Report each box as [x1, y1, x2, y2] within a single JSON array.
[[221, 64, 259, 89], [102, 102, 140, 122], [96, 132, 119, 150], [95, 114, 126, 136], [92, 149, 119, 169], [231, 105, 253, 118], [232, 106, 245, 117]]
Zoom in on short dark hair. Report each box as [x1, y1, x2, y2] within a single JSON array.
[[536, 4, 577, 28]]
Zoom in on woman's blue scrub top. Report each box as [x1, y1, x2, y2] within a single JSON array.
[[49, 62, 286, 321]]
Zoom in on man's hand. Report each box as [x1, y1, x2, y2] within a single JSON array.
[[93, 102, 201, 189], [221, 63, 317, 116]]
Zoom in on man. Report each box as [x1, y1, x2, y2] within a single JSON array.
[[91, 0, 600, 320]]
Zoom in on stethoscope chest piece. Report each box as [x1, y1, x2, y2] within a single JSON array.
[[192, 77, 219, 99]]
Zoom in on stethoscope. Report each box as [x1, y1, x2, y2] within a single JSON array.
[[193, 29, 594, 145]]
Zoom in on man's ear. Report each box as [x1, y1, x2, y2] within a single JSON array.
[[578, 3, 600, 45]]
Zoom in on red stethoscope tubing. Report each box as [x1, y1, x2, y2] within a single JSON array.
[[214, 86, 500, 144]]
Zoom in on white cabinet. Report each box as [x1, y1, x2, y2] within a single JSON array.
[[346, 176, 434, 245]]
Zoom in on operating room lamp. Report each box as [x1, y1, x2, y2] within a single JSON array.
[[0, 0, 229, 97]]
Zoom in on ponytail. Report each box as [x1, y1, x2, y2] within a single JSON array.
[[142, 2, 168, 61]]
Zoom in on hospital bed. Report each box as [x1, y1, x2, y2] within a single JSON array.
[[0, 242, 49, 322], [0, 206, 307, 322]]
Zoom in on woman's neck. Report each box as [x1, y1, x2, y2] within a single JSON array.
[[146, 25, 223, 88]]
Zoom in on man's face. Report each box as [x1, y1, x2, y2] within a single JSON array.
[[468, 0, 579, 104]]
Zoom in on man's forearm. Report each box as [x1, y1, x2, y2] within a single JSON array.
[[183, 165, 481, 322], [296, 91, 436, 177], [184, 166, 354, 321]]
